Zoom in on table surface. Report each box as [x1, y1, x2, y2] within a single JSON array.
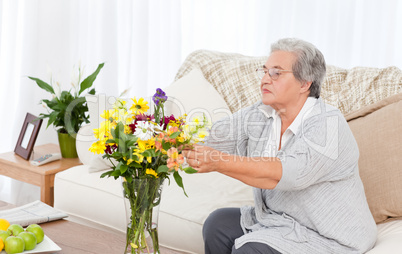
[[0, 201, 184, 254], [0, 143, 82, 206], [0, 143, 81, 176]]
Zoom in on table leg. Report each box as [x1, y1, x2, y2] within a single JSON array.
[[41, 175, 53, 206]]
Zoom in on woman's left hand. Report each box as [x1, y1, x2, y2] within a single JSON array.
[[182, 145, 227, 173]]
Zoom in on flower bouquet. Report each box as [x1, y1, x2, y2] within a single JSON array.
[[89, 88, 210, 254]]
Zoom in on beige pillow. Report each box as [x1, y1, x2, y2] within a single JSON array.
[[346, 92, 402, 223], [174, 50, 266, 113], [164, 68, 231, 123], [321, 65, 402, 115], [78, 94, 118, 172]]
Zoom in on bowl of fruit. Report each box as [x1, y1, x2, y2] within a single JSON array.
[[0, 219, 60, 254]]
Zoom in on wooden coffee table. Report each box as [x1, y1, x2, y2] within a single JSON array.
[[0, 201, 183, 254], [0, 143, 81, 206]]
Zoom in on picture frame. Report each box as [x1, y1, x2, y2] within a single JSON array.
[[14, 113, 43, 160]]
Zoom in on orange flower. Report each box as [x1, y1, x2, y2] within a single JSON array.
[[166, 126, 178, 144], [167, 147, 184, 171], [155, 133, 165, 153]]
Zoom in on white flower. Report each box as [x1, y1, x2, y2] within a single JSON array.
[[53, 82, 61, 99], [134, 121, 155, 140], [112, 98, 127, 110], [71, 62, 84, 96]]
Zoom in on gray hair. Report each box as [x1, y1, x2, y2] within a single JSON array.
[[271, 38, 326, 98]]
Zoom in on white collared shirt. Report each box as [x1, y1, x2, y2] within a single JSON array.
[[258, 97, 318, 156]]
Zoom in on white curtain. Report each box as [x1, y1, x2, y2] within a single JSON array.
[[1, 0, 401, 205]]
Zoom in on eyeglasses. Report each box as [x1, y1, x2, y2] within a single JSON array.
[[255, 68, 293, 80]]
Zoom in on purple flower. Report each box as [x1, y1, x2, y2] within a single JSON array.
[[129, 114, 155, 133], [161, 114, 176, 130], [152, 88, 168, 106]]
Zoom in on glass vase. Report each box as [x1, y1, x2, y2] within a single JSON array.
[[121, 177, 164, 254]]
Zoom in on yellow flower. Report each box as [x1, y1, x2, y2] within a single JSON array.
[[146, 168, 158, 178], [137, 139, 155, 152], [132, 149, 144, 163], [193, 116, 201, 125], [130, 97, 149, 115], [94, 120, 113, 140], [124, 125, 132, 134], [89, 140, 106, 154], [124, 157, 134, 165], [197, 129, 209, 139], [100, 109, 113, 120], [177, 133, 187, 143]]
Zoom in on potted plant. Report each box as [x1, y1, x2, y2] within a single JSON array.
[[29, 63, 104, 158]]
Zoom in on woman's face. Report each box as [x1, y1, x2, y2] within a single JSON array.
[[260, 50, 304, 110]]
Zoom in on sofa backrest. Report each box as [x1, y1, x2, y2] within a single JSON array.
[[176, 50, 402, 116]]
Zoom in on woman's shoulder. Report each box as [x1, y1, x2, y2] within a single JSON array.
[[228, 100, 266, 118]]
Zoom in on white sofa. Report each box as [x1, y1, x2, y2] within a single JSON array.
[[54, 50, 402, 254]]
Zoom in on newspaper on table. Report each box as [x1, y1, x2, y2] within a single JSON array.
[[0, 200, 68, 227]]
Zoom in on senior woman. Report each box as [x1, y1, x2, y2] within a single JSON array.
[[182, 38, 377, 254]]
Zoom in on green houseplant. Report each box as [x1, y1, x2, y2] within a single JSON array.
[[29, 63, 104, 158]]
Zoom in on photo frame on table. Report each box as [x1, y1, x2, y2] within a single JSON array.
[[14, 113, 43, 160]]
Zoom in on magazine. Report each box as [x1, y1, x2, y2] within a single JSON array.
[[0, 200, 68, 226]]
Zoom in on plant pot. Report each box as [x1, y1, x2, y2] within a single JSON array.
[[121, 177, 164, 254], [57, 131, 78, 158]]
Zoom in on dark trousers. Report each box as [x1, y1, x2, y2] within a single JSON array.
[[203, 207, 281, 254]]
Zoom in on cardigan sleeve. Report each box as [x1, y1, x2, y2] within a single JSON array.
[[205, 103, 262, 156], [275, 106, 359, 191]]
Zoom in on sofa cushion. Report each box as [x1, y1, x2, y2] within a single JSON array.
[[322, 65, 402, 115], [164, 68, 231, 123], [346, 92, 402, 223], [54, 165, 126, 232], [366, 220, 402, 253], [159, 172, 254, 253]]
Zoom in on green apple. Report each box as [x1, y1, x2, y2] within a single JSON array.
[[0, 230, 10, 244], [7, 224, 24, 236], [4, 236, 24, 254], [26, 224, 44, 243], [18, 231, 37, 250]]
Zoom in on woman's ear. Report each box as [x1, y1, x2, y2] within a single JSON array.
[[301, 81, 312, 93]]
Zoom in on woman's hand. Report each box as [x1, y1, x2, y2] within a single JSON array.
[[182, 145, 228, 173]]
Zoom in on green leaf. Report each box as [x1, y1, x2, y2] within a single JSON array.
[[111, 170, 121, 177], [157, 165, 169, 173], [183, 167, 198, 174], [143, 149, 156, 158], [127, 137, 137, 147], [46, 111, 58, 128], [162, 140, 171, 151], [28, 77, 54, 94], [169, 131, 180, 139], [88, 88, 96, 95], [173, 171, 188, 197], [125, 175, 133, 183], [119, 164, 128, 174], [100, 170, 114, 178], [79, 63, 104, 95]]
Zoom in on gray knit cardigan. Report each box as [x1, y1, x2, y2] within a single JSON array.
[[205, 99, 377, 254]]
